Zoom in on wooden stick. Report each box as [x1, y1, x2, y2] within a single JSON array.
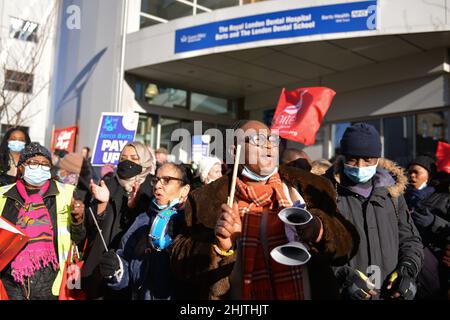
[[227, 144, 241, 207]]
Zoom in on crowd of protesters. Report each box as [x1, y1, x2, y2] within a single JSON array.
[[0, 122, 448, 300]]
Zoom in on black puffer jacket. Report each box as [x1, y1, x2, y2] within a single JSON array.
[[324, 158, 424, 299], [0, 180, 85, 300], [81, 173, 153, 299], [407, 173, 450, 254]]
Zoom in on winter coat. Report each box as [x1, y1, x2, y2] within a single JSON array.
[[405, 174, 450, 299], [324, 157, 424, 298], [107, 203, 185, 300], [0, 172, 15, 187], [170, 164, 359, 300], [405, 183, 450, 251], [0, 180, 85, 300], [81, 174, 153, 299]]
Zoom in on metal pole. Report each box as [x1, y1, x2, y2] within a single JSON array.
[[89, 206, 109, 252]]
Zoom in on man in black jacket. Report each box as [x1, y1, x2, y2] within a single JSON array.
[[324, 123, 424, 300]]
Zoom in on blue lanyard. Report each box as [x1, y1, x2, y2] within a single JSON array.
[[149, 208, 178, 251]]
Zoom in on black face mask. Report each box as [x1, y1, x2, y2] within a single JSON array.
[[117, 160, 142, 179]]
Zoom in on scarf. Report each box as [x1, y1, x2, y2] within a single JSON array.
[[235, 173, 305, 300], [10, 180, 59, 285], [405, 185, 435, 210]]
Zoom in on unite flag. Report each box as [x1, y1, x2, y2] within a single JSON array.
[[271, 87, 336, 146]]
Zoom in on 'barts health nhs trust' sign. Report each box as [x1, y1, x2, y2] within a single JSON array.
[[175, 1, 377, 53]]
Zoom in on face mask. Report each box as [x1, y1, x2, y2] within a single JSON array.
[[117, 160, 142, 179], [8, 140, 25, 153], [344, 162, 378, 184], [241, 166, 278, 182], [24, 166, 51, 187], [152, 197, 180, 210]]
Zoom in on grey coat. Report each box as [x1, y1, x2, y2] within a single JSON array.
[[324, 158, 424, 296]]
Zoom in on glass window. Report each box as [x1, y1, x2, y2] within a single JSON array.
[[141, 0, 193, 21], [136, 82, 188, 108], [190, 93, 228, 115], [383, 115, 414, 167], [416, 110, 449, 157], [9, 17, 38, 42], [332, 122, 351, 156], [135, 114, 159, 150], [4, 70, 33, 93], [140, 15, 161, 28], [198, 0, 239, 10]]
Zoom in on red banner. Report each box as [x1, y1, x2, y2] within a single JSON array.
[[436, 141, 450, 173], [271, 87, 336, 146], [52, 126, 78, 152]]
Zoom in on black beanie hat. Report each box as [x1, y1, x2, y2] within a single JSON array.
[[18, 142, 52, 166], [340, 123, 382, 158], [409, 155, 436, 174]]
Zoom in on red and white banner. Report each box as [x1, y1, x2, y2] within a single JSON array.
[[436, 141, 450, 173], [52, 126, 78, 152], [271, 87, 336, 146]]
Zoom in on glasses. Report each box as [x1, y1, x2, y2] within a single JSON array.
[[151, 176, 183, 186], [25, 160, 51, 171], [245, 134, 280, 147]]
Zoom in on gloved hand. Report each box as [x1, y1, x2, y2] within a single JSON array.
[[99, 250, 121, 279], [411, 205, 435, 229], [383, 261, 418, 300], [342, 268, 378, 300]]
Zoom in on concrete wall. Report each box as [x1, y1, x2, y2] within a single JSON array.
[[49, 0, 126, 151], [247, 49, 450, 120]]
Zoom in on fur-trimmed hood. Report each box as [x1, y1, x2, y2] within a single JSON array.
[[326, 156, 408, 198]]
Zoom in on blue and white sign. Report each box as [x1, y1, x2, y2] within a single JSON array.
[[192, 135, 210, 163], [92, 112, 139, 166], [175, 1, 377, 53]]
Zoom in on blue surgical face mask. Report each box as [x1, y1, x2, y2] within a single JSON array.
[[24, 166, 51, 187], [241, 166, 278, 182], [152, 197, 180, 210], [8, 140, 25, 153], [344, 162, 378, 184]]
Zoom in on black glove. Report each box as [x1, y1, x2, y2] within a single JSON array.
[[99, 250, 121, 279], [383, 261, 418, 300], [411, 205, 435, 228], [341, 268, 378, 300]]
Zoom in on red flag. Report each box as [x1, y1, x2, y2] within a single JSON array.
[[0, 217, 29, 272], [271, 87, 336, 145], [436, 141, 450, 173], [0, 217, 29, 300]]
